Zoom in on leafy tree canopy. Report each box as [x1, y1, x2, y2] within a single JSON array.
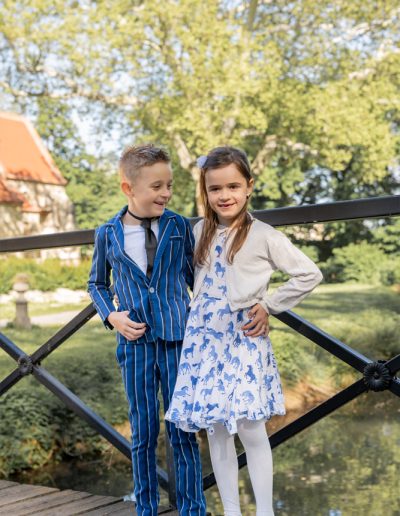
[[1, 0, 399, 232]]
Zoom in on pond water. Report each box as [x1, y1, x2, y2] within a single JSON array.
[[11, 392, 399, 515]]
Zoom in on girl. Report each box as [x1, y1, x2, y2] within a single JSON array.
[[165, 146, 322, 515]]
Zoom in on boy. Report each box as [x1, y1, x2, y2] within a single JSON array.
[[88, 144, 206, 516]]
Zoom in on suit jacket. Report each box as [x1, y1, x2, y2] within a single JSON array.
[[88, 206, 194, 345]]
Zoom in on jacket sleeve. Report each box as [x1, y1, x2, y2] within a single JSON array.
[[87, 226, 115, 329], [183, 217, 195, 290], [260, 228, 323, 314]]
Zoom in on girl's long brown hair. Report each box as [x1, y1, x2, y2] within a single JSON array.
[[194, 146, 253, 266]]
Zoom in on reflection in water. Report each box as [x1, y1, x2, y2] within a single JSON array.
[[10, 400, 400, 515]]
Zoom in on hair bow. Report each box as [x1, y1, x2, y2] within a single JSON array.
[[196, 155, 208, 168]]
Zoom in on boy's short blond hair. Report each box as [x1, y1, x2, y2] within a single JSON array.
[[119, 144, 171, 182]]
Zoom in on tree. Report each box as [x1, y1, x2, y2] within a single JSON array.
[[35, 99, 124, 228], [1, 0, 399, 226]]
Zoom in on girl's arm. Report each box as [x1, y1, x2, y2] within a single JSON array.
[[260, 228, 323, 315]]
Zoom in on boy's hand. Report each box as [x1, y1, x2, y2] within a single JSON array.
[[107, 311, 146, 341], [242, 304, 269, 337]]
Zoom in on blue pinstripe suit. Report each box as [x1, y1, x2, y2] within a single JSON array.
[[88, 206, 206, 516]]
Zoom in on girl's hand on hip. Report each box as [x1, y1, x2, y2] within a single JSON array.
[[242, 304, 269, 337], [107, 311, 146, 341]]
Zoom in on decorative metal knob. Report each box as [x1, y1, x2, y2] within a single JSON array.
[[17, 355, 33, 376], [363, 361, 392, 391]]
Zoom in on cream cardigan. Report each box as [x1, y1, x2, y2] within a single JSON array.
[[192, 218, 323, 314]]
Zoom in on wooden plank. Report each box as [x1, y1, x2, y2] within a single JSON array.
[[0, 484, 58, 507], [0, 480, 19, 490], [84, 500, 137, 515], [36, 495, 124, 515], [0, 482, 183, 516], [85, 502, 179, 516], [84, 502, 176, 515], [5, 489, 93, 515]]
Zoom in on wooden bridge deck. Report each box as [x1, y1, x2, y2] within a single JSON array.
[[0, 480, 178, 515]]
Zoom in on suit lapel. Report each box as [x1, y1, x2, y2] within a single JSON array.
[[109, 214, 149, 284], [151, 213, 176, 279]]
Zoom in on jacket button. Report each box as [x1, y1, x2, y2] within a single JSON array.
[[149, 287, 155, 294]]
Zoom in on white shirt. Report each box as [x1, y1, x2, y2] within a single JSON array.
[[123, 220, 159, 274]]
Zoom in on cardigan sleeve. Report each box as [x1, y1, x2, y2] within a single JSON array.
[[260, 228, 323, 314], [192, 219, 204, 242]]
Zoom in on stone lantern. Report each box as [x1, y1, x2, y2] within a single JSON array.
[[13, 273, 31, 329]]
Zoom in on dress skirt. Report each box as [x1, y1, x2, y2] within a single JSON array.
[[165, 229, 285, 435]]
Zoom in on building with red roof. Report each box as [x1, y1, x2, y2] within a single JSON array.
[[0, 112, 77, 260]]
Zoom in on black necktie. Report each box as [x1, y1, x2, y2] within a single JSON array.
[[140, 218, 158, 278], [127, 209, 158, 278]]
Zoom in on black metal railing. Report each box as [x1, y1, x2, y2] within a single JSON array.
[[1, 195, 399, 508]]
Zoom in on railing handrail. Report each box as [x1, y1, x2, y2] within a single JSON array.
[[1, 195, 399, 253]]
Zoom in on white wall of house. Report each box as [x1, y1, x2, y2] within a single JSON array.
[[6, 180, 75, 232], [0, 205, 23, 236], [0, 181, 80, 263]]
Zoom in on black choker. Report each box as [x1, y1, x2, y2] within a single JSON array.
[[127, 209, 158, 221]]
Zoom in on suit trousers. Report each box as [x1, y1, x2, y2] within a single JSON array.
[[116, 339, 206, 516]]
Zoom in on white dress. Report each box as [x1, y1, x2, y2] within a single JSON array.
[[165, 228, 285, 434]]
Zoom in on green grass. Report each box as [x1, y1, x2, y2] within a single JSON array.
[[0, 283, 398, 475], [264, 283, 399, 387], [294, 283, 399, 358]]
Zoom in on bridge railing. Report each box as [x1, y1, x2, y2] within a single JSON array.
[[1, 195, 399, 508]]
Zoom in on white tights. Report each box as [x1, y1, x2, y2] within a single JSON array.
[[207, 420, 274, 516]]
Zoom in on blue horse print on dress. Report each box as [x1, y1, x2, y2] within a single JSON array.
[[174, 386, 190, 398], [165, 229, 285, 435], [201, 387, 213, 399], [183, 342, 196, 359], [218, 284, 227, 295], [206, 327, 224, 342], [217, 304, 231, 319], [199, 338, 210, 353], [204, 312, 213, 324], [223, 344, 232, 363], [189, 304, 201, 321], [187, 325, 203, 337], [226, 320, 235, 337], [207, 345, 218, 363], [202, 367, 216, 384], [204, 275, 214, 287], [231, 357, 240, 370], [215, 262, 225, 277], [178, 362, 191, 375], [203, 294, 219, 309], [245, 365, 257, 384]]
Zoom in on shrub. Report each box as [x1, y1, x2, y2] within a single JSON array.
[[0, 325, 127, 476], [322, 242, 397, 284], [0, 258, 91, 294]]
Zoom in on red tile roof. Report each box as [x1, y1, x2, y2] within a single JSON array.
[[0, 112, 67, 186], [0, 178, 49, 212], [0, 178, 24, 205]]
